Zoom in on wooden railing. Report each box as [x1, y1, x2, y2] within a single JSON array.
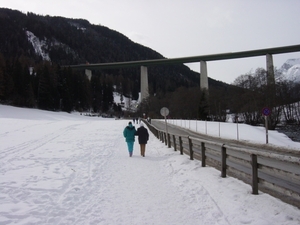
[[145, 121, 300, 209]]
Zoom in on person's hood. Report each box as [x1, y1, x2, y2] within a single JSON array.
[[127, 125, 135, 130]]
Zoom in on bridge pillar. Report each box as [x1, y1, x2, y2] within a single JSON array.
[[266, 54, 275, 86], [140, 66, 149, 102], [200, 61, 208, 90], [266, 54, 276, 113]]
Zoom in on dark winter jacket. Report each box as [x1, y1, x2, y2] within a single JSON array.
[[123, 125, 136, 142], [135, 126, 149, 144]]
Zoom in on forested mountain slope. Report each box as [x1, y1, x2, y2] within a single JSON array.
[[0, 7, 236, 117]]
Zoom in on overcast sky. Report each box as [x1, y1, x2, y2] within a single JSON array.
[[1, 0, 300, 83]]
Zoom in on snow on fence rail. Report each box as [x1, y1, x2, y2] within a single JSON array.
[[145, 121, 300, 209]]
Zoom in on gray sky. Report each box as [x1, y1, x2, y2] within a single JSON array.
[[1, 0, 300, 83]]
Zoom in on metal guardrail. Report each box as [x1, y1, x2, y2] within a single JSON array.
[[145, 121, 300, 209]]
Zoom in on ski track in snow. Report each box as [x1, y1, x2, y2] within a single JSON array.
[[0, 119, 229, 225]]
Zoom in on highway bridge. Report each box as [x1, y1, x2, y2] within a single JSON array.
[[67, 44, 300, 102]]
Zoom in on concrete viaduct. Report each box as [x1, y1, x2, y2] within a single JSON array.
[[68, 44, 300, 102]]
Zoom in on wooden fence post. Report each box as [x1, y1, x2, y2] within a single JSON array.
[[221, 145, 227, 178], [179, 136, 183, 155], [201, 142, 206, 167], [188, 137, 193, 160], [173, 135, 177, 151], [164, 133, 167, 145], [251, 154, 259, 195], [167, 133, 171, 148]]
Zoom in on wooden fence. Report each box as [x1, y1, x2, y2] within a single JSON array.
[[146, 121, 300, 209]]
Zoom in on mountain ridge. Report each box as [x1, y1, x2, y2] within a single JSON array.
[[1, 7, 299, 123], [0, 7, 208, 90], [279, 58, 300, 83]]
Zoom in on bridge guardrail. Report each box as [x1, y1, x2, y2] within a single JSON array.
[[144, 120, 300, 209]]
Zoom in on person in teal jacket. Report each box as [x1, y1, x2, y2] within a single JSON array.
[[123, 121, 136, 157]]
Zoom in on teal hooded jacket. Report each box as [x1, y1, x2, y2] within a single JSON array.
[[123, 124, 136, 142]]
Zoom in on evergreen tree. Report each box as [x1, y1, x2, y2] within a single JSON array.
[[102, 78, 114, 112], [3, 59, 14, 102], [198, 91, 209, 120], [72, 72, 92, 111], [37, 63, 59, 110], [58, 67, 73, 112], [91, 74, 103, 113], [22, 64, 35, 107], [0, 54, 5, 100]]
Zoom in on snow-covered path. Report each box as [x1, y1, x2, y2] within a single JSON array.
[[1, 119, 226, 224], [0, 105, 299, 225]]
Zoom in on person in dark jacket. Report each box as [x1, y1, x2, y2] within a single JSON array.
[[135, 123, 149, 157], [123, 122, 136, 157]]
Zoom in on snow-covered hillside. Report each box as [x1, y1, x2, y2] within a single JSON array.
[[113, 92, 141, 112], [26, 31, 50, 61], [26, 30, 78, 62]]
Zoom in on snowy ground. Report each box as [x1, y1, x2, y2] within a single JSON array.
[[0, 105, 299, 225]]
